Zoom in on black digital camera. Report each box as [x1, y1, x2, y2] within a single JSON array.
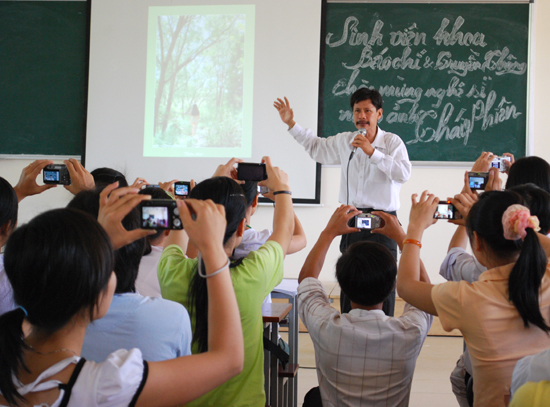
[[348, 213, 383, 230], [237, 163, 267, 181], [43, 164, 71, 185], [434, 200, 462, 220], [139, 199, 183, 230], [468, 172, 489, 191], [174, 181, 190, 199]]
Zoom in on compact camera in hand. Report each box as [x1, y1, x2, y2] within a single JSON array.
[[433, 201, 462, 220], [43, 164, 71, 185], [139, 199, 183, 230], [174, 181, 190, 199], [237, 163, 267, 181], [348, 213, 383, 230], [491, 156, 511, 172], [468, 172, 489, 191]]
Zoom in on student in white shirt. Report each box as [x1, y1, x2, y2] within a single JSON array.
[[0, 185, 243, 407], [298, 205, 432, 407], [275, 88, 411, 316]]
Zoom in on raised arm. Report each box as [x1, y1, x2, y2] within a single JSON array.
[[64, 158, 95, 195], [287, 213, 307, 255], [13, 159, 56, 202], [299, 205, 360, 283], [137, 199, 243, 407], [263, 157, 294, 256], [396, 191, 439, 315], [372, 211, 431, 284]]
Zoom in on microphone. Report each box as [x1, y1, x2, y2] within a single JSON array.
[[349, 128, 367, 160]]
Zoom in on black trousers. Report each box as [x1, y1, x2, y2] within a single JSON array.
[[338, 214, 398, 316]]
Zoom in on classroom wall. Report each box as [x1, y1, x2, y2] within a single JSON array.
[[1, 1, 549, 286]]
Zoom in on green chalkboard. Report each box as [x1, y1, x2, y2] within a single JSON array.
[[321, 2, 530, 162], [0, 1, 88, 156]]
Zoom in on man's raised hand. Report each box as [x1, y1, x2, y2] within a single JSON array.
[[273, 97, 296, 129]]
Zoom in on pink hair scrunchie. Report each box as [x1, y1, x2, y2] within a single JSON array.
[[502, 204, 541, 240]]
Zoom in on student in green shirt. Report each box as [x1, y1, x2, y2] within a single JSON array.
[[158, 156, 295, 407]]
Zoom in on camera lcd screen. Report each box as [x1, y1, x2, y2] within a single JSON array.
[[469, 177, 486, 189], [491, 161, 501, 169], [356, 217, 371, 229], [44, 170, 59, 182], [237, 163, 266, 181], [435, 204, 454, 220], [175, 184, 189, 196], [142, 206, 169, 228]]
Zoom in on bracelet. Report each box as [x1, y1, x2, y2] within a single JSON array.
[[273, 190, 292, 196], [403, 239, 422, 248], [197, 253, 230, 278]]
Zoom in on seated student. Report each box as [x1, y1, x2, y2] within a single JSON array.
[[158, 157, 294, 407], [135, 187, 174, 297], [397, 188, 550, 407], [0, 185, 243, 407], [67, 189, 192, 362], [509, 381, 550, 407], [0, 160, 64, 316], [233, 180, 306, 260], [512, 348, 550, 397], [439, 154, 550, 406], [298, 205, 433, 407]]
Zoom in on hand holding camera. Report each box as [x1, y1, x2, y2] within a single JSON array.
[[213, 157, 243, 183], [259, 156, 290, 193], [63, 158, 95, 195], [98, 183, 154, 250], [324, 205, 362, 238], [408, 191, 439, 233], [371, 211, 406, 249], [14, 159, 56, 202]]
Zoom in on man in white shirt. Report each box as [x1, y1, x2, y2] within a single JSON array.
[[274, 88, 411, 315], [298, 205, 432, 407]]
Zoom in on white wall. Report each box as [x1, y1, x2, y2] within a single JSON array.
[[2, 1, 550, 285]]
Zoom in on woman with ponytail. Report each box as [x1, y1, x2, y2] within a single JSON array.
[[158, 156, 295, 407], [396, 189, 550, 407], [0, 184, 243, 407]]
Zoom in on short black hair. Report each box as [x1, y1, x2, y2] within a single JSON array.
[[0, 177, 18, 234], [67, 189, 145, 294], [91, 167, 128, 189], [336, 241, 396, 307], [350, 88, 383, 110]]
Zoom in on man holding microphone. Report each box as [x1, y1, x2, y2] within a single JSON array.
[[274, 88, 411, 315]]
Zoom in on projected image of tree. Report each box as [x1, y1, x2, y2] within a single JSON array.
[[153, 14, 245, 148]]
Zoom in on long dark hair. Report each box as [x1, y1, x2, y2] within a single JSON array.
[[67, 189, 145, 294], [0, 209, 114, 405], [188, 177, 247, 352], [0, 177, 18, 240], [467, 190, 550, 332], [506, 156, 550, 193]]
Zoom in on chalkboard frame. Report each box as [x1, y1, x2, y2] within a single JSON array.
[[0, 0, 91, 161], [318, 0, 534, 166]]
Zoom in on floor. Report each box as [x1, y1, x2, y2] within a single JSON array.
[[285, 332, 463, 407]]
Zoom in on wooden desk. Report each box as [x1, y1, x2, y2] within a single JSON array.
[[263, 303, 292, 407]]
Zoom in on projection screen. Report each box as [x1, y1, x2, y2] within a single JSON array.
[[85, 0, 322, 202]]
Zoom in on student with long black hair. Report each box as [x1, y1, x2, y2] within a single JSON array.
[[158, 156, 294, 407], [0, 185, 243, 407], [397, 189, 550, 407]]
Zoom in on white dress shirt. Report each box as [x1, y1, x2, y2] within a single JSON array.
[[298, 278, 433, 407], [289, 123, 411, 211]]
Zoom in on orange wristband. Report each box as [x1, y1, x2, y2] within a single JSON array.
[[403, 239, 422, 248]]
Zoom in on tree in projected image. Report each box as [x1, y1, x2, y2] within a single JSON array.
[[154, 14, 245, 148]]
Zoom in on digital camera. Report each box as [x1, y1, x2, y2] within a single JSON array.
[[468, 172, 489, 191], [237, 163, 267, 181], [349, 213, 383, 230], [43, 164, 71, 185], [139, 199, 183, 230], [491, 156, 511, 172], [434, 200, 462, 220], [174, 181, 190, 199], [257, 185, 269, 195]]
